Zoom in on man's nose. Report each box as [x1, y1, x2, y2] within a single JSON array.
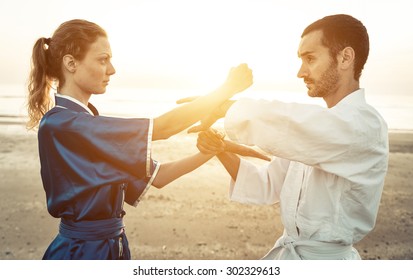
[[297, 63, 307, 79]]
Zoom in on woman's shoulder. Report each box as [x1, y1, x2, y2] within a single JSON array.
[[39, 106, 87, 133]]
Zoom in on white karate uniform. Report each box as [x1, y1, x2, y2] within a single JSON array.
[[224, 89, 389, 259]]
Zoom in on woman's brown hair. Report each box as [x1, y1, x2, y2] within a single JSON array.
[[27, 19, 107, 129]]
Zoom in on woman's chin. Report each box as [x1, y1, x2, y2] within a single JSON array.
[[93, 89, 107, 95]]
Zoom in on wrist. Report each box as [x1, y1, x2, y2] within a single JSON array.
[[217, 100, 235, 117], [217, 83, 237, 99]]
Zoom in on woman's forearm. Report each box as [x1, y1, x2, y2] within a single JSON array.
[[152, 152, 214, 188], [152, 85, 232, 140]]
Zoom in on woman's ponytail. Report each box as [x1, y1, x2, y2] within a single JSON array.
[[26, 37, 53, 130]]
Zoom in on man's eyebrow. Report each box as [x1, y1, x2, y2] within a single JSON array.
[[297, 51, 314, 58], [98, 52, 112, 58]]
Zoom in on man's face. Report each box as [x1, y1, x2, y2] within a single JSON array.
[[297, 30, 339, 98]]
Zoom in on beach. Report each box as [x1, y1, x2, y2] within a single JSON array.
[[0, 124, 412, 260]]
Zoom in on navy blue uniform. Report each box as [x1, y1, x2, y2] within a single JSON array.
[[38, 95, 158, 259]]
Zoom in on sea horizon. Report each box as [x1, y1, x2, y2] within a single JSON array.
[[1, 83, 412, 132]]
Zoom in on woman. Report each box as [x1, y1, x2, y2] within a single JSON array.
[[27, 19, 253, 259]]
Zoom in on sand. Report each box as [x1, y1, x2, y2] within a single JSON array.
[[0, 124, 412, 260]]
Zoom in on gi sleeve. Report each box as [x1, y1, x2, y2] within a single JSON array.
[[229, 156, 289, 205], [225, 98, 388, 185]]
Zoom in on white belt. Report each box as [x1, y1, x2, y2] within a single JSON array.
[[262, 235, 353, 260]]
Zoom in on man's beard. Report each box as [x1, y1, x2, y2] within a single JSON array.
[[306, 62, 339, 98]]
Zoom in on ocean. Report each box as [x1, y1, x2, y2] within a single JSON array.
[[1, 83, 412, 131]]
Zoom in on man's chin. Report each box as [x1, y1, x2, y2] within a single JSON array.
[[307, 89, 318, 98]]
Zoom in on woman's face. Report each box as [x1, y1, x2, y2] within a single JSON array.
[[72, 36, 116, 95]]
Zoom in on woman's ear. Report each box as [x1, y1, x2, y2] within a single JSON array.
[[62, 54, 77, 73]]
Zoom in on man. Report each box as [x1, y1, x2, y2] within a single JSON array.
[[196, 14, 389, 259]]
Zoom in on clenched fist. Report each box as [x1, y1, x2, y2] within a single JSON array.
[[222, 63, 253, 98]]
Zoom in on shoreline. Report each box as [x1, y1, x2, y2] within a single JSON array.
[[1, 115, 413, 134]]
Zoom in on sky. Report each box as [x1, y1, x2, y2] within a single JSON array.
[[0, 0, 412, 95]]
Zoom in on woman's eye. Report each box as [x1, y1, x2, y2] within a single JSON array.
[[100, 57, 109, 64]]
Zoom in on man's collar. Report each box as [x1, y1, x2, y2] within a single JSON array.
[[337, 88, 366, 106]]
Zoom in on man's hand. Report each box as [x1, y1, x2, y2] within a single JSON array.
[[197, 128, 271, 161], [223, 140, 271, 161]]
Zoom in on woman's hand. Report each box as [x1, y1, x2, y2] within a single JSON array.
[[222, 63, 253, 97], [196, 128, 226, 155]]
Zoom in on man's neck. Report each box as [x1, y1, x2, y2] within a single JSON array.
[[324, 80, 359, 108]]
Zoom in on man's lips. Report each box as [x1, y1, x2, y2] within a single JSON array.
[[304, 80, 313, 88]]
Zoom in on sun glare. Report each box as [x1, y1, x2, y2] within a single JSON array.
[[95, 0, 306, 91]]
